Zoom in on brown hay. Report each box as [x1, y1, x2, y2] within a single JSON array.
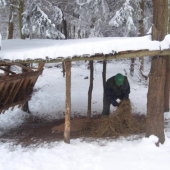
[[82, 100, 145, 137], [52, 118, 88, 132]]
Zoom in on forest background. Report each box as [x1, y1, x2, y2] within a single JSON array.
[[0, 0, 154, 40]]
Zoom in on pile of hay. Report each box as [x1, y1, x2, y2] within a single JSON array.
[[82, 100, 145, 137]]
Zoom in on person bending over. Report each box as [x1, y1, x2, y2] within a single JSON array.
[[102, 73, 130, 116]]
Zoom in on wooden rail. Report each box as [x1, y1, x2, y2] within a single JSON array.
[[0, 49, 170, 64]]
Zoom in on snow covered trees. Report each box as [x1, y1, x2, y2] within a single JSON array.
[[22, 0, 64, 39], [0, 0, 153, 39], [0, 0, 64, 39], [109, 0, 142, 37], [74, 0, 110, 38], [0, 0, 23, 39]]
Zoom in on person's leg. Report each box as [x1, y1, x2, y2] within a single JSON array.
[[102, 95, 111, 116]]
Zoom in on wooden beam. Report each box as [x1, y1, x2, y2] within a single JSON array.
[[1, 49, 170, 64], [64, 61, 71, 144], [87, 60, 94, 119]]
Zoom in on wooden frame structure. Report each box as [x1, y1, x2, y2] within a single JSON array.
[[0, 48, 170, 143], [0, 63, 44, 113]]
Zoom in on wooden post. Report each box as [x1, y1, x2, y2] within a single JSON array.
[[62, 62, 65, 77], [102, 60, 106, 105], [64, 61, 71, 144], [87, 60, 94, 119], [22, 64, 30, 113], [130, 58, 135, 77]]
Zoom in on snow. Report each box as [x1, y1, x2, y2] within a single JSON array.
[[0, 38, 170, 170], [0, 136, 170, 170], [0, 33, 2, 49], [0, 35, 170, 61]]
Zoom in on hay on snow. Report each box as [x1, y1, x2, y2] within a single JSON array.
[[82, 99, 145, 137]]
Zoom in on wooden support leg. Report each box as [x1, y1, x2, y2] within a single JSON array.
[[62, 62, 65, 77], [64, 61, 71, 144], [102, 60, 106, 105], [87, 60, 94, 120]]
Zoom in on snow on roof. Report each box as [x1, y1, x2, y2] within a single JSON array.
[[0, 34, 2, 50], [0, 35, 170, 62]]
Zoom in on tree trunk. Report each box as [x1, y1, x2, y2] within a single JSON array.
[[64, 61, 71, 144], [146, 56, 166, 144], [146, 0, 168, 144], [164, 0, 170, 112], [164, 56, 170, 112], [102, 60, 106, 105], [19, 0, 25, 39], [139, 0, 144, 36], [8, 4, 14, 39], [63, 18, 67, 39], [87, 60, 94, 119]]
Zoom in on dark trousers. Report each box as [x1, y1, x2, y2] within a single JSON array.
[[102, 95, 121, 116], [102, 96, 111, 116]]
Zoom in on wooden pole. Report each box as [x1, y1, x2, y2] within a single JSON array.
[[62, 62, 65, 77], [102, 60, 106, 105], [22, 64, 30, 113], [64, 61, 71, 144], [87, 60, 94, 119]]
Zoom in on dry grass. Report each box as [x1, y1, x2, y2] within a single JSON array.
[[82, 100, 145, 137]]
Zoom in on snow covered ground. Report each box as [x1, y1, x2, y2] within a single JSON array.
[[0, 37, 170, 169], [0, 59, 170, 170]]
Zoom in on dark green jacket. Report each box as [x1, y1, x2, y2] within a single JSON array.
[[105, 76, 130, 106]]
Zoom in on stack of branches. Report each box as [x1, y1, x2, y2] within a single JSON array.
[[82, 100, 145, 137]]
